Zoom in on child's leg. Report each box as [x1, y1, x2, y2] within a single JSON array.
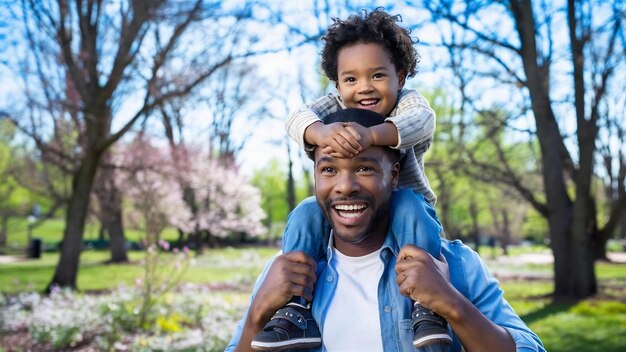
[[252, 196, 326, 351], [390, 189, 451, 350], [281, 196, 330, 268], [390, 188, 442, 257]]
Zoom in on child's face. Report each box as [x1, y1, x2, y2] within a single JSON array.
[[335, 42, 406, 116]]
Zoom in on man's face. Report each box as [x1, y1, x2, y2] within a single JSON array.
[[314, 145, 399, 256], [335, 42, 406, 117]]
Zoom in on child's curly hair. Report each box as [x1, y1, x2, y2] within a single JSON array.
[[321, 8, 419, 82]]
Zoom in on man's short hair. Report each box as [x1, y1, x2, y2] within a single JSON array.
[[306, 108, 401, 163]]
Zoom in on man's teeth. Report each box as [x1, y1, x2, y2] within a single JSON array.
[[335, 204, 367, 218], [339, 211, 361, 218], [335, 204, 366, 211]]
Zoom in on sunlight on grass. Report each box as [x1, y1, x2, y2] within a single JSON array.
[[529, 300, 626, 352], [3, 217, 186, 248], [0, 247, 277, 293]]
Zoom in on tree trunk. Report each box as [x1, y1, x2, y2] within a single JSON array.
[[107, 209, 128, 263], [593, 232, 609, 261], [511, 0, 596, 300], [622, 207, 626, 252], [47, 147, 101, 291], [204, 230, 218, 249], [433, 169, 454, 239], [0, 215, 7, 248], [95, 151, 128, 263], [469, 197, 480, 253], [286, 138, 296, 212], [98, 224, 106, 241], [500, 209, 510, 255], [590, 198, 609, 261], [194, 230, 204, 255]]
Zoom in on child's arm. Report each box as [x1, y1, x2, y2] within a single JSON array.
[[286, 94, 362, 157], [320, 89, 435, 154], [385, 89, 436, 150]]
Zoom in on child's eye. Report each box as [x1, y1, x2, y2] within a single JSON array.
[[344, 77, 356, 83], [373, 73, 385, 79], [321, 167, 335, 174]]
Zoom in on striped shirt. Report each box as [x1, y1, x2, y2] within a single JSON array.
[[286, 88, 437, 205]]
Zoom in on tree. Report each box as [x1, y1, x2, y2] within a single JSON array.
[[116, 135, 190, 243], [91, 151, 128, 263], [3, 0, 258, 290], [0, 118, 59, 248], [251, 158, 291, 240], [117, 136, 266, 252], [417, 0, 625, 299], [424, 90, 533, 249], [0, 119, 20, 247]]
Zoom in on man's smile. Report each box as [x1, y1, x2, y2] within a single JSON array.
[[331, 201, 371, 225]]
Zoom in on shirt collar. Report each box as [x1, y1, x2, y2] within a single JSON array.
[[325, 228, 400, 263]]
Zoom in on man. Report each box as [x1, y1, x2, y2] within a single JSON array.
[[226, 109, 545, 352]]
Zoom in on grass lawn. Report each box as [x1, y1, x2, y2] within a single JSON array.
[[1, 243, 626, 351], [0, 247, 278, 293], [3, 217, 182, 250]]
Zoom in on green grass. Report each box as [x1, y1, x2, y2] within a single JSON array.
[[0, 247, 278, 293], [501, 280, 626, 351], [3, 217, 185, 249], [528, 300, 626, 351], [497, 264, 626, 352]]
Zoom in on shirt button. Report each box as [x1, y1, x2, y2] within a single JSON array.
[[384, 306, 392, 312], [326, 275, 333, 282]]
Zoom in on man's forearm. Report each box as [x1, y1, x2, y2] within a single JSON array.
[[442, 291, 516, 352], [233, 309, 268, 352]]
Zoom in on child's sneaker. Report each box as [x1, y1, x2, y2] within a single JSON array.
[[412, 302, 452, 348], [251, 302, 322, 351]]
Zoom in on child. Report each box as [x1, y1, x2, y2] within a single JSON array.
[[251, 8, 451, 351]]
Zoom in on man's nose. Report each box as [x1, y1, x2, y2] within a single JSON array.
[[335, 172, 360, 195]]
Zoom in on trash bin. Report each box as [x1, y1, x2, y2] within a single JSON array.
[[29, 238, 42, 258]]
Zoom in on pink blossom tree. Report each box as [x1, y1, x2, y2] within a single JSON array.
[[115, 135, 265, 252]]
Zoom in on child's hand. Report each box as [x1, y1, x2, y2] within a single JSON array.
[[317, 122, 363, 157], [320, 122, 377, 157], [344, 123, 374, 150]]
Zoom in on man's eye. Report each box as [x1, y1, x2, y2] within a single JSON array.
[[357, 166, 374, 173], [321, 167, 335, 174]]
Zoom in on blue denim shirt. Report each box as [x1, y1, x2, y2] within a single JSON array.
[[226, 234, 545, 352]]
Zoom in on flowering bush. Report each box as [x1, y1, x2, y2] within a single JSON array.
[[135, 241, 191, 329], [0, 284, 250, 351], [0, 249, 273, 350]]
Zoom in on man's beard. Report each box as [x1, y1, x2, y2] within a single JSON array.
[[322, 195, 391, 244]]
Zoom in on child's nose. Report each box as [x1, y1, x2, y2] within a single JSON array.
[[357, 79, 374, 93]]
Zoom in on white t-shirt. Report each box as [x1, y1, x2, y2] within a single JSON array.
[[322, 244, 385, 351]]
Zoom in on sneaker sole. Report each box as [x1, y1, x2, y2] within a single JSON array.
[[251, 337, 322, 351], [413, 333, 453, 348]]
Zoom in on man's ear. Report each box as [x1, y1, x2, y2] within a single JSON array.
[[397, 70, 407, 90], [391, 161, 400, 189]]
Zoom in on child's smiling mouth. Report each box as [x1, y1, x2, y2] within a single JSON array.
[[358, 98, 380, 108]]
